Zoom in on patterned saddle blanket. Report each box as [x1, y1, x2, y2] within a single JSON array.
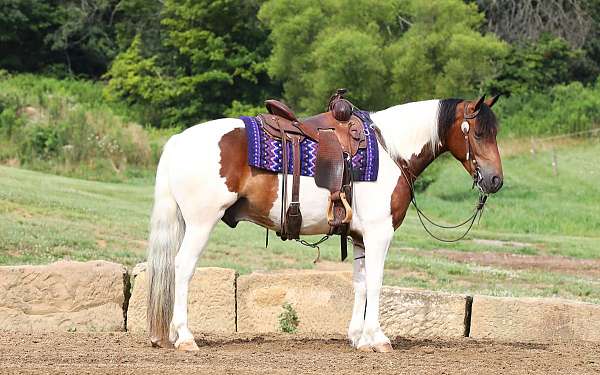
[[240, 110, 379, 181]]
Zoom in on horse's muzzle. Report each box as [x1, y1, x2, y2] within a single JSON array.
[[480, 172, 503, 194]]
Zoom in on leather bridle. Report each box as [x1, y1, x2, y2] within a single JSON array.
[[461, 104, 485, 192]]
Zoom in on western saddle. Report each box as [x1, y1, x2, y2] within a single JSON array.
[[258, 89, 367, 260]]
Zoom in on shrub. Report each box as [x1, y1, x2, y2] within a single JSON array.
[[278, 302, 299, 333], [495, 79, 600, 137], [0, 74, 155, 181]]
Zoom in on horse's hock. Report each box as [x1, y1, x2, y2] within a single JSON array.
[[0, 260, 127, 332], [127, 264, 236, 334]]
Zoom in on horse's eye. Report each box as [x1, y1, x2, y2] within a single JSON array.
[[474, 133, 483, 140]]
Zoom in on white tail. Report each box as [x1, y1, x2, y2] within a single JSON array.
[[146, 144, 185, 347]]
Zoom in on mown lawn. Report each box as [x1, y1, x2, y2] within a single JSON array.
[[1, 139, 598, 302]]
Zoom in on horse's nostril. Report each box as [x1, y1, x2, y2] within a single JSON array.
[[491, 175, 502, 190]]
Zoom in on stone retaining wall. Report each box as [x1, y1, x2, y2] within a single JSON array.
[[1, 261, 599, 344], [0, 261, 127, 332], [380, 287, 469, 339], [237, 270, 353, 334], [470, 295, 600, 343]]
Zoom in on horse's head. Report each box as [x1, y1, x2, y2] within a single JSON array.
[[444, 95, 503, 194]]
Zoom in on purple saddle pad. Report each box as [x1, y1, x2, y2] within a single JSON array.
[[240, 110, 378, 181]]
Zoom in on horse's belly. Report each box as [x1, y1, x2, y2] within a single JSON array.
[[267, 175, 332, 234]]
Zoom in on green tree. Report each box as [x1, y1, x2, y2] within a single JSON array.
[[259, 0, 403, 112], [105, 0, 278, 127], [0, 0, 58, 72], [260, 0, 507, 113], [484, 36, 582, 96], [45, 0, 121, 77], [387, 0, 507, 103], [0, 0, 164, 77]]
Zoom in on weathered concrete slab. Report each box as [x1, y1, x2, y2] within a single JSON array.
[[380, 287, 468, 339], [0, 260, 127, 332], [471, 295, 600, 343], [237, 270, 353, 334], [127, 264, 236, 334]]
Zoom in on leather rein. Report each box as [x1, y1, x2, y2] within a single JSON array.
[[381, 105, 489, 243]]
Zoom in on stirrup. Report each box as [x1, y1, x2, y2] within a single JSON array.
[[340, 192, 353, 223], [326, 196, 335, 223], [326, 192, 353, 224]]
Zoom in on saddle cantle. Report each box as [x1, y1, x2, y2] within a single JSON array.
[[257, 89, 368, 261]]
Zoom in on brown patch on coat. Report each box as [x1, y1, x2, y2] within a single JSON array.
[[390, 177, 412, 229], [219, 128, 278, 228], [389, 144, 436, 229]]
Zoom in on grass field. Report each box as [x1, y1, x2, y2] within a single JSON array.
[[1, 139, 599, 303]]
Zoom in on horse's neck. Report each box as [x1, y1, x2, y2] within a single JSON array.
[[370, 100, 443, 179]]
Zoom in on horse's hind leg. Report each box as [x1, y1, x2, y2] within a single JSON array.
[[168, 168, 238, 350], [167, 220, 215, 350], [168, 152, 238, 350]]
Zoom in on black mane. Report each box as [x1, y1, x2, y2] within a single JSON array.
[[437, 98, 498, 141]]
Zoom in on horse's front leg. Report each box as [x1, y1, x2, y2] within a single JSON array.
[[357, 222, 394, 352], [348, 240, 366, 347]]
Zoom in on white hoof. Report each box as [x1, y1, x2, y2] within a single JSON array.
[[373, 342, 394, 353], [175, 339, 199, 352], [357, 345, 374, 352]]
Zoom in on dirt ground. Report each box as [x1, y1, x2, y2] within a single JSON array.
[[1, 332, 598, 375]]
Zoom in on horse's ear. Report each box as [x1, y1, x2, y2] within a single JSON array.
[[474, 95, 486, 111], [485, 94, 500, 108]]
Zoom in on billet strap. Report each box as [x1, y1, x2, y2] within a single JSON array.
[[291, 136, 301, 205], [279, 122, 288, 238]]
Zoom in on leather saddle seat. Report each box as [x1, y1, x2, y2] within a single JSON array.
[[261, 101, 366, 155]]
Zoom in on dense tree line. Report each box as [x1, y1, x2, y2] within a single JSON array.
[[1, 0, 599, 127]]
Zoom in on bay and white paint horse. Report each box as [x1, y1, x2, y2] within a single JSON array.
[[146, 95, 503, 352]]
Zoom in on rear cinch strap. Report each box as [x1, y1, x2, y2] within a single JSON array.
[[279, 123, 288, 239]]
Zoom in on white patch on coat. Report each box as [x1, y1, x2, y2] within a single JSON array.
[[370, 99, 441, 161], [266, 145, 401, 235]]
